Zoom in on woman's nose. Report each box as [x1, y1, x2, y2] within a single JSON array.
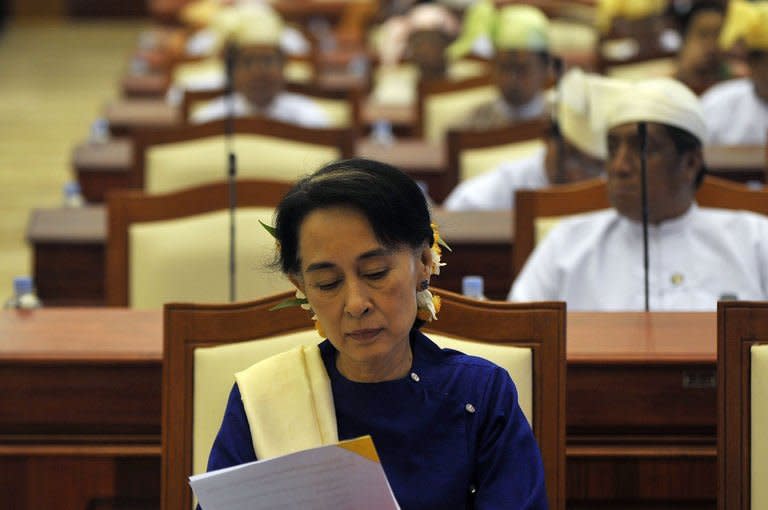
[[344, 279, 371, 318]]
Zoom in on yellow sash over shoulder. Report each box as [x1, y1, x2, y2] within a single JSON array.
[[234, 345, 338, 460]]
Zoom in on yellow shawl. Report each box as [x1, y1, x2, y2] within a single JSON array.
[[234, 345, 338, 460]]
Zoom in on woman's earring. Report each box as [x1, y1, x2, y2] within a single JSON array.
[[418, 280, 429, 291]]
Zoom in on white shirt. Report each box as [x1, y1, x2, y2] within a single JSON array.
[[701, 78, 768, 145], [509, 204, 768, 311], [443, 147, 549, 210], [190, 92, 330, 128], [494, 94, 547, 123]]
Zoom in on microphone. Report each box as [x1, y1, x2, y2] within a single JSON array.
[[225, 42, 238, 303], [638, 122, 649, 312]]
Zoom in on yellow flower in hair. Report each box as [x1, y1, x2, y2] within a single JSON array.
[[430, 223, 450, 276], [261, 220, 326, 337], [295, 289, 311, 311], [417, 288, 441, 321], [416, 223, 450, 322]]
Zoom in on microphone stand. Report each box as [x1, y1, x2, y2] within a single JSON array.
[[225, 42, 238, 303], [638, 122, 649, 312], [551, 56, 565, 183]]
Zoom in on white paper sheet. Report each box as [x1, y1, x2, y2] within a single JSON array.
[[190, 435, 400, 510]]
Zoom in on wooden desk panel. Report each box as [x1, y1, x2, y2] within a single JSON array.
[[73, 137, 766, 210], [0, 309, 162, 510], [121, 73, 171, 99], [0, 309, 718, 509], [105, 100, 180, 137], [27, 207, 107, 306], [433, 209, 514, 299], [356, 138, 449, 202], [74, 137, 449, 204], [704, 145, 766, 183], [27, 206, 514, 304], [567, 312, 716, 505], [568, 312, 717, 432], [73, 139, 135, 203]]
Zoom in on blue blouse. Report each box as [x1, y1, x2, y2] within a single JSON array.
[[206, 330, 548, 509]]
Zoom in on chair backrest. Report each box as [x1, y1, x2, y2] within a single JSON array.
[[596, 19, 677, 76], [696, 176, 768, 215], [513, 178, 610, 276], [703, 145, 767, 182], [171, 56, 314, 92], [130, 117, 355, 194], [162, 288, 566, 510], [717, 301, 768, 510], [106, 179, 295, 307], [416, 74, 497, 143], [445, 119, 549, 193], [601, 53, 676, 80], [513, 175, 768, 276], [181, 82, 362, 130]]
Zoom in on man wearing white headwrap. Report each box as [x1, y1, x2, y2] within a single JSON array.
[[459, 4, 551, 130], [190, 3, 329, 127], [180, 0, 310, 57], [444, 68, 612, 211], [510, 77, 768, 310], [700, 0, 768, 145]]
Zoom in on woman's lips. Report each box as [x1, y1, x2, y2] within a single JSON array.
[[346, 328, 383, 341]]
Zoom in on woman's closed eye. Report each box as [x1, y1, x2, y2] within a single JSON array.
[[364, 269, 390, 281], [315, 279, 342, 291]]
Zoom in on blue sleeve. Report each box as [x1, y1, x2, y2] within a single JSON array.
[[474, 368, 548, 509], [206, 383, 257, 471]]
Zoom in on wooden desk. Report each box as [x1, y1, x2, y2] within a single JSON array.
[[432, 209, 513, 299], [360, 100, 416, 128], [105, 99, 180, 137], [315, 72, 368, 94], [0, 309, 716, 510], [567, 312, 716, 508], [73, 137, 450, 204], [73, 138, 134, 203], [121, 73, 171, 99], [0, 308, 162, 510], [27, 206, 514, 305], [356, 138, 448, 202], [704, 145, 766, 183], [27, 207, 107, 306], [73, 136, 766, 208]]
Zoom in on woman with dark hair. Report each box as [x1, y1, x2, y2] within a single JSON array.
[[205, 158, 548, 509]]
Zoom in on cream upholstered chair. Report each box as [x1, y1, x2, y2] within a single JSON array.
[[717, 301, 768, 510], [513, 175, 768, 276], [445, 119, 549, 195], [171, 55, 314, 92], [129, 117, 355, 195], [696, 175, 768, 216], [181, 82, 361, 130], [416, 74, 498, 143], [513, 178, 610, 275], [162, 288, 566, 510], [596, 22, 677, 78], [106, 179, 294, 308], [604, 57, 676, 81]]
